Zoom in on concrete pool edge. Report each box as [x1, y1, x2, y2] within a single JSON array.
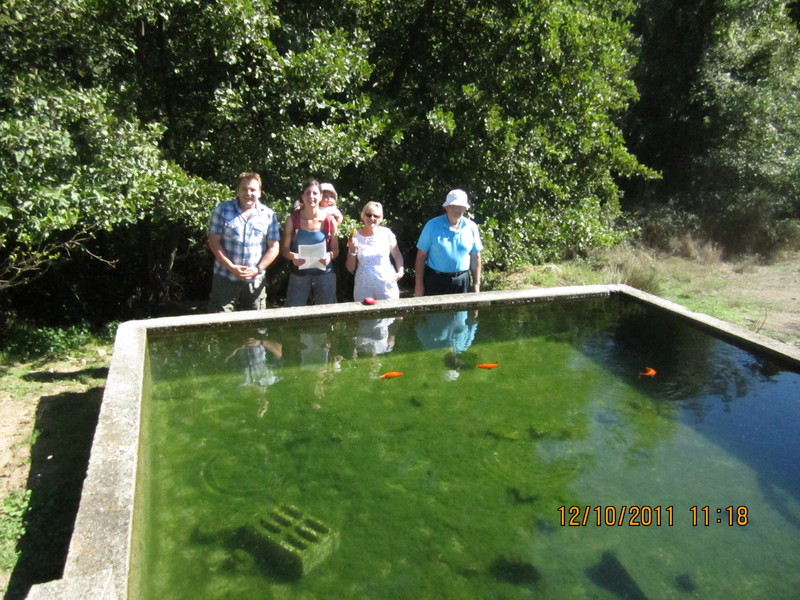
[[25, 285, 800, 599], [26, 319, 147, 600]]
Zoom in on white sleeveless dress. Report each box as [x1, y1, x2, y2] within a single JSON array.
[[353, 226, 400, 301]]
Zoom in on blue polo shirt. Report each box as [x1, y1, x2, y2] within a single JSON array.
[[208, 199, 280, 282], [416, 215, 483, 273]]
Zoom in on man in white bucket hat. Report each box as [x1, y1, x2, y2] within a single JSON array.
[[414, 188, 483, 296]]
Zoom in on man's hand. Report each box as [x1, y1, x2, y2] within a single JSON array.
[[232, 265, 258, 280]]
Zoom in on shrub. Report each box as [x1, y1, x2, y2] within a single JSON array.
[[703, 190, 799, 259], [1, 319, 93, 361], [591, 245, 662, 294], [0, 490, 31, 572], [636, 203, 702, 254], [480, 198, 632, 270]]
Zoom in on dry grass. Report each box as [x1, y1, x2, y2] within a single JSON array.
[[488, 246, 800, 347], [591, 245, 661, 294], [493, 245, 663, 294], [675, 235, 723, 264]]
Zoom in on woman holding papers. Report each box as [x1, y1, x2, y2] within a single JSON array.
[[345, 201, 404, 302], [281, 178, 339, 306]]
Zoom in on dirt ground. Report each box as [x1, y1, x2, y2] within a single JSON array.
[[0, 400, 33, 500], [1, 354, 109, 596], [0, 252, 798, 595], [1, 358, 105, 498]]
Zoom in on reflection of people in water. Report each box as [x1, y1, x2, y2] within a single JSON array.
[[415, 310, 478, 380], [299, 330, 332, 369], [225, 332, 283, 416], [354, 317, 399, 357], [290, 324, 343, 403], [416, 311, 478, 352]]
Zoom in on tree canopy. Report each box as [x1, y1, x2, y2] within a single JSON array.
[[627, 0, 800, 254], [2, 0, 799, 324]]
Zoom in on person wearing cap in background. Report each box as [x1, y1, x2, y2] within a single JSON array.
[[414, 189, 483, 296], [319, 182, 343, 225]]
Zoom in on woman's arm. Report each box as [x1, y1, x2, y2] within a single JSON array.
[[390, 240, 404, 280], [280, 217, 304, 266], [345, 231, 358, 273]]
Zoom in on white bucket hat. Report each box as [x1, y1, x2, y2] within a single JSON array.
[[320, 182, 338, 200], [442, 189, 469, 208]]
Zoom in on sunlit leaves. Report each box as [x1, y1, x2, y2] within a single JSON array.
[[629, 0, 800, 255], [692, 0, 800, 253], [1, 0, 661, 295], [355, 0, 648, 266], [0, 73, 226, 289]]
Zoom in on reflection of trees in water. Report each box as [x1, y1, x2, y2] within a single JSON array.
[[580, 299, 787, 416], [581, 299, 800, 511], [148, 328, 226, 381], [147, 301, 798, 504]]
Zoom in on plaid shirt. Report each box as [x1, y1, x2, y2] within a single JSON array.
[[208, 198, 280, 282]]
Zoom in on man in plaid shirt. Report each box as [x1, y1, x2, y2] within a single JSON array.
[[207, 172, 281, 312]]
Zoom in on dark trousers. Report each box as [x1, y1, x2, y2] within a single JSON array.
[[423, 265, 470, 295], [208, 274, 267, 312]]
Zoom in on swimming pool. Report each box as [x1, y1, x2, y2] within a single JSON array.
[[27, 286, 800, 599]]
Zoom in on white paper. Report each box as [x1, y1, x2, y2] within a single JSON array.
[[297, 241, 327, 270]]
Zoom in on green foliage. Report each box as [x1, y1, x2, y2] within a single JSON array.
[[4, 0, 744, 323], [480, 196, 633, 269], [689, 0, 800, 254], [636, 203, 703, 254], [0, 71, 228, 291], [0, 1, 231, 292], [1, 316, 93, 360], [628, 0, 800, 256], [0, 0, 386, 307], [346, 0, 652, 263], [0, 489, 31, 572], [123, 1, 384, 195]]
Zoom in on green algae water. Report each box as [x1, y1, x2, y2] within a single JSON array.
[[134, 297, 800, 599]]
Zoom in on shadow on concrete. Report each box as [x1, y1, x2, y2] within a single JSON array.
[[3, 387, 102, 600]]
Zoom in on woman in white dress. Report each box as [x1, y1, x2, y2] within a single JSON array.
[[345, 202, 404, 301]]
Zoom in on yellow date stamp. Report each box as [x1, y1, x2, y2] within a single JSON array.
[[558, 505, 674, 526], [558, 505, 750, 527]]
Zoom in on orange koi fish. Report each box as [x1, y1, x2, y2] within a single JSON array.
[[380, 371, 404, 380], [639, 367, 657, 377], [476, 363, 499, 370]]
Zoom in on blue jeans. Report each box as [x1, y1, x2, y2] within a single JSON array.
[[285, 269, 337, 306]]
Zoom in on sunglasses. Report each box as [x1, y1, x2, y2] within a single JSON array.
[[364, 213, 381, 218]]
